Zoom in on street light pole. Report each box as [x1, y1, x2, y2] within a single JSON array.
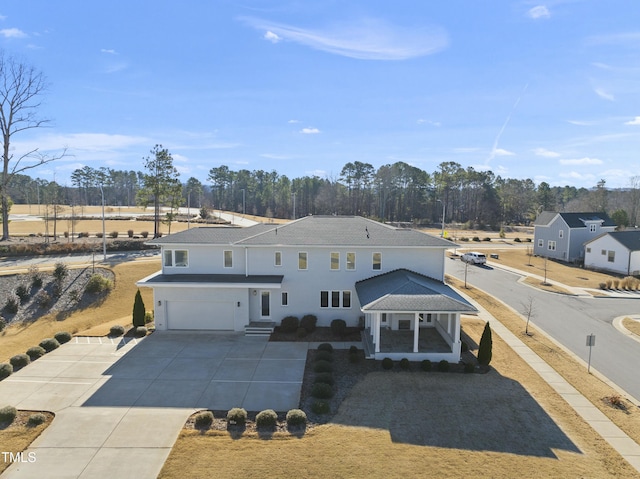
[[436, 199, 445, 237], [99, 184, 106, 261]]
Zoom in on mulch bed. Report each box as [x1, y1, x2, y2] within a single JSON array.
[[269, 326, 362, 342]]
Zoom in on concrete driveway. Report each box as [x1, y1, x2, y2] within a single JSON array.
[[0, 332, 309, 478]]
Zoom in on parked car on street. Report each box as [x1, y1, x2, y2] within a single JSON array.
[[461, 252, 487, 265]]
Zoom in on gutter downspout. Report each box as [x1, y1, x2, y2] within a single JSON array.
[[245, 247, 249, 277]]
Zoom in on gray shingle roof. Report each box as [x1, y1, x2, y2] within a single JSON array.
[[602, 230, 640, 252], [148, 216, 455, 248], [535, 211, 616, 228], [355, 269, 478, 313]]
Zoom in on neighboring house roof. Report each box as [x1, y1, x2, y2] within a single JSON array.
[[149, 216, 455, 248], [586, 230, 640, 252], [534, 211, 616, 228], [139, 273, 284, 286], [355, 269, 477, 313]]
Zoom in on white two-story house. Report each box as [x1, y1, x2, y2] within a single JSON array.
[[137, 216, 477, 361]]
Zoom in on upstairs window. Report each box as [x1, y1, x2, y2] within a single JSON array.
[[164, 250, 173, 267], [330, 252, 340, 270], [298, 252, 308, 270], [608, 250, 615, 263], [537, 239, 543, 247], [373, 252, 382, 270], [346, 252, 356, 270], [590, 224, 597, 232], [174, 250, 188, 267], [275, 251, 282, 267], [559, 230, 564, 238], [224, 250, 233, 268]]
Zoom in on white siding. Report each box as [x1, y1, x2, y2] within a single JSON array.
[[584, 235, 630, 275]]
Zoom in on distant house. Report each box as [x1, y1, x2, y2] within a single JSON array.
[[584, 230, 640, 276], [533, 212, 616, 263], [137, 215, 477, 362]]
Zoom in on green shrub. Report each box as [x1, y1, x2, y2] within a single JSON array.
[[39, 337, 60, 352], [109, 325, 125, 337], [330, 319, 347, 336], [317, 343, 334, 353], [280, 315, 299, 333], [26, 346, 46, 361], [16, 283, 30, 304], [381, 357, 394, 370], [9, 354, 30, 370], [311, 382, 334, 399], [54, 331, 72, 344], [314, 372, 334, 386], [226, 407, 247, 426], [27, 413, 47, 427], [132, 290, 146, 328], [525, 238, 532, 242], [29, 265, 43, 289], [421, 359, 432, 372], [483, 237, 492, 242], [144, 311, 154, 324], [256, 409, 278, 428], [53, 262, 68, 282], [96, 232, 103, 238], [300, 314, 317, 333], [315, 350, 333, 362], [134, 326, 148, 337], [464, 362, 475, 373], [4, 295, 18, 314], [472, 236, 480, 242], [399, 358, 410, 370], [35, 290, 51, 308], [85, 274, 113, 293], [437, 360, 450, 372], [194, 411, 214, 430], [514, 237, 521, 243], [109, 231, 119, 238], [127, 229, 134, 238], [0, 363, 13, 380], [460, 237, 469, 242], [313, 360, 333, 373], [0, 405, 17, 424], [296, 327, 308, 338], [141, 231, 149, 238], [286, 409, 307, 428], [478, 322, 493, 366], [311, 400, 330, 415]]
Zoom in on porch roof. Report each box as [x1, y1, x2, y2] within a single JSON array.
[[355, 269, 478, 313], [138, 273, 284, 287]]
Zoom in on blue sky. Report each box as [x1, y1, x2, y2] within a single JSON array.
[[2, 1, 640, 188]]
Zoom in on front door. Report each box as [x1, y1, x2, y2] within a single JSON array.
[[261, 291, 271, 318]]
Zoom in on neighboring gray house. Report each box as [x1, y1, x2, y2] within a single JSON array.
[[533, 212, 616, 263], [584, 230, 640, 276]]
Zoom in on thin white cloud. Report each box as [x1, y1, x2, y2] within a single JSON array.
[[527, 6, 550, 20], [559, 157, 603, 166], [559, 171, 595, 182], [288, 119, 300, 124], [241, 16, 448, 60], [494, 148, 515, 157], [625, 116, 640, 125], [594, 87, 615, 101], [264, 31, 281, 43], [0, 27, 27, 38], [13, 132, 149, 154], [567, 119, 597, 126], [300, 127, 320, 134], [417, 119, 441, 127], [306, 169, 327, 177], [101, 48, 118, 55], [533, 147, 560, 158], [592, 62, 612, 70], [0, 15, 7, 21]]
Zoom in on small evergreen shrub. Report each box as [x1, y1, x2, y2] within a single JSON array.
[[315, 350, 333, 362], [0, 405, 17, 424], [286, 409, 307, 428], [144, 311, 154, 324], [300, 314, 317, 333], [141, 231, 149, 238], [472, 236, 480, 242], [317, 343, 334, 353], [132, 290, 146, 328], [194, 411, 214, 429], [256, 409, 278, 428], [226, 407, 247, 426], [53, 262, 68, 282], [311, 400, 330, 415], [478, 322, 493, 366], [514, 237, 521, 243], [109, 231, 119, 238], [4, 295, 18, 314], [399, 358, 410, 370], [296, 327, 308, 338], [134, 326, 148, 337], [109, 325, 125, 336], [280, 315, 299, 333], [29, 265, 43, 289], [330, 319, 347, 336], [421, 359, 432, 372], [69, 289, 81, 302], [27, 413, 47, 427], [381, 357, 394, 370], [313, 360, 333, 373], [464, 362, 475, 373], [35, 290, 51, 308], [16, 283, 30, 303], [26, 346, 46, 361], [483, 237, 492, 242], [85, 274, 113, 293], [54, 331, 72, 344], [349, 345, 359, 354], [460, 237, 469, 242], [525, 238, 532, 242], [437, 360, 450, 372], [78, 232, 89, 238], [314, 372, 335, 386], [0, 363, 13, 380], [39, 337, 60, 352], [96, 232, 104, 238], [10, 354, 30, 370], [311, 382, 334, 399], [127, 229, 134, 238]]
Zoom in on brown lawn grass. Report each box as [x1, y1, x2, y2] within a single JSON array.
[[522, 276, 573, 294], [0, 260, 159, 363], [623, 317, 640, 337], [0, 412, 54, 475]]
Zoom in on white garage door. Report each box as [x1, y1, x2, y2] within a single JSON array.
[[166, 301, 235, 330]]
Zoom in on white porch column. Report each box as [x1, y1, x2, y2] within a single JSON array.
[[374, 313, 381, 353], [447, 315, 452, 337], [453, 313, 460, 343], [413, 313, 420, 353]]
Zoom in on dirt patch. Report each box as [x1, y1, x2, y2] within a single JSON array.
[[623, 317, 640, 337]]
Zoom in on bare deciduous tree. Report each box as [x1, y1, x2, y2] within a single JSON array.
[[0, 51, 67, 240], [521, 296, 536, 336]]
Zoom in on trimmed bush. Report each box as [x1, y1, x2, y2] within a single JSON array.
[[313, 360, 333, 373], [300, 314, 317, 333], [280, 315, 299, 333], [39, 337, 60, 352], [96, 232, 104, 238], [29, 265, 43, 289], [349, 345, 359, 354], [311, 382, 334, 399], [317, 343, 334, 353], [26, 346, 46, 361], [421, 359, 432, 372], [330, 319, 347, 336], [514, 237, 521, 243], [311, 400, 330, 415], [478, 322, 493, 366], [109, 325, 125, 337], [464, 362, 475, 373], [35, 290, 51, 308], [194, 411, 214, 429], [0, 405, 17, 424], [286, 409, 307, 428], [437, 360, 450, 372], [10, 354, 30, 370], [472, 236, 480, 242], [86, 274, 113, 293], [53, 262, 68, 282], [315, 350, 333, 362], [16, 283, 30, 303], [226, 407, 247, 426], [483, 237, 492, 242], [381, 357, 394, 370], [127, 229, 134, 238], [314, 372, 335, 386], [0, 363, 13, 380], [132, 290, 146, 328], [141, 231, 149, 238], [4, 295, 18, 314], [296, 327, 308, 338], [78, 232, 89, 238], [109, 231, 119, 238], [256, 409, 278, 428], [134, 326, 148, 337], [399, 358, 410, 370], [27, 413, 47, 427], [54, 331, 72, 344], [144, 311, 154, 324]]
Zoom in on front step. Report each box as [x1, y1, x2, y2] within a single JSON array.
[[245, 321, 275, 337]]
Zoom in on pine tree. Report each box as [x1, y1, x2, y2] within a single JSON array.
[[132, 290, 146, 327], [478, 321, 493, 366]]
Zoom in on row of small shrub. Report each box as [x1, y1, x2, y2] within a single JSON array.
[[83, 231, 149, 238], [280, 314, 318, 337], [380, 357, 456, 373], [0, 331, 72, 381], [193, 407, 307, 431], [600, 276, 640, 291], [311, 343, 334, 414], [0, 405, 46, 427]]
